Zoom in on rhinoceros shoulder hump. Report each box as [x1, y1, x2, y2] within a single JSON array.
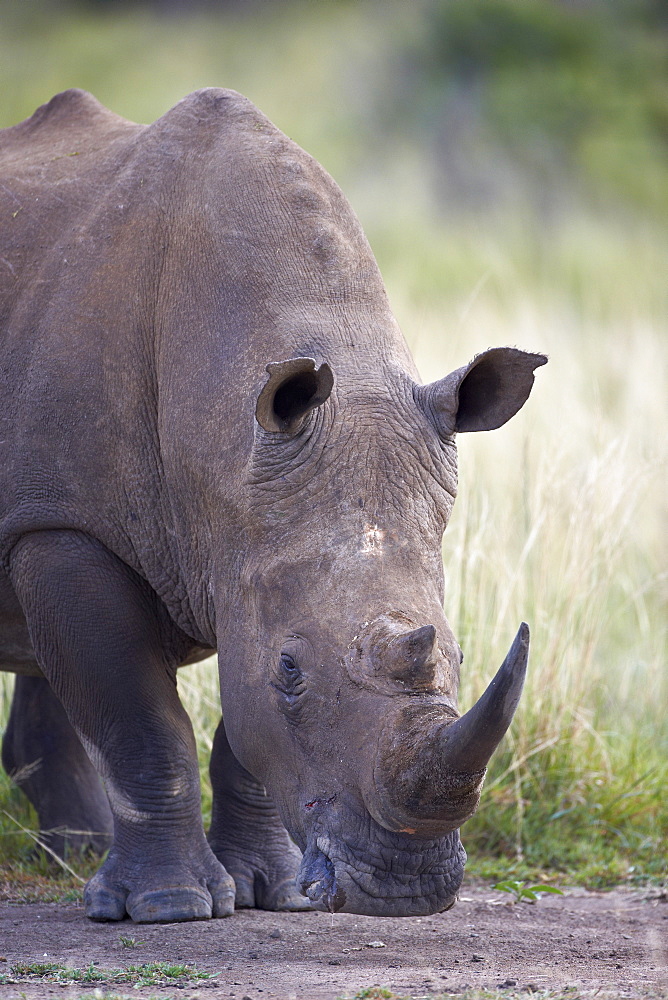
[[153, 87, 282, 146], [2, 89, 133, 146]]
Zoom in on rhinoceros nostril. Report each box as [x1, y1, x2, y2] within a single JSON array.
[[302, 873, 343, 911], [305, 878, 330, 902], [298, 846, 334, 891], [296, 839, 343, 911]]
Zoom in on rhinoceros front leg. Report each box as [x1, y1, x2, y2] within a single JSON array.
[[8, 530, 235, 923], [208, 719, 310, 911], [1, 674, 113, 858]]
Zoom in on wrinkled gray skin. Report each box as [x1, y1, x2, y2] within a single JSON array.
[[0, 89, 546, 923]]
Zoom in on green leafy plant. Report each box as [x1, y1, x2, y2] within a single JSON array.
[[118, 936, 142, 949], [492, 878, 564, 903], [346, 989, 396, 1000]]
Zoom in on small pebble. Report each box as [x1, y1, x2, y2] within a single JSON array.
[[366, 940, 386, 949]]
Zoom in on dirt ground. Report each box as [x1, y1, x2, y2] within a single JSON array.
[[0, 885, 666, 1000]]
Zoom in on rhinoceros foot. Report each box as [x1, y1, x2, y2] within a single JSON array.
[[211, 834, 311, 912], [208, 720, 311, 911], [126, 886, 230, 923], [84, 850, 236, 923], [209, 799, 311, 911]]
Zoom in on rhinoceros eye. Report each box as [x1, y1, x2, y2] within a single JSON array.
[[272, 652, 306, 715], [280, 653, 300, 676]]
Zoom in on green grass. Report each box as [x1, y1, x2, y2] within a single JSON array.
[[0, 960, 216, 988], [0, 0, 666, 892]]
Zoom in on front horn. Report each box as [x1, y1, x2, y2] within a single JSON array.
[[366, 623, 530, 837]]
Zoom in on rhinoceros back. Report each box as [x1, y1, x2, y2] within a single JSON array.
[[0, 88, 406, 645]]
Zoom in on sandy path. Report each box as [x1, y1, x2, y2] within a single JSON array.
[[0, 886, 666, 999]]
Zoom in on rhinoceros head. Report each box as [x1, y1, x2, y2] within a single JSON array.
[[222, 346, 545, 917]]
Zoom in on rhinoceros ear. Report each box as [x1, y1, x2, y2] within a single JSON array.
[[255, 357, 334, 433], [420, 347, 547, 436]]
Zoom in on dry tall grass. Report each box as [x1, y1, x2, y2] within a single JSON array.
[[380, 210, 667, 872]]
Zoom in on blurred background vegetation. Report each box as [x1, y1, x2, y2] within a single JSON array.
[[1, 0, 666, 891]]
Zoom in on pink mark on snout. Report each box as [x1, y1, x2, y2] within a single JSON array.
[[304, 794, 337, 811]]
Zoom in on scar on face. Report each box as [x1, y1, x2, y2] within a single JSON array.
[[361, 522, 385, 554]]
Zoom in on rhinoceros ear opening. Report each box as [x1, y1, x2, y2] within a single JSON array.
[[255, 357, 334, 433], [423, 347, 547, 436]]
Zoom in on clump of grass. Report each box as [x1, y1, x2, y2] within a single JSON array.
[[491, 879, 563, 904], [2, 961, 215, 988], [344, 989, 396, 1000], [118, 935, 143, 949]]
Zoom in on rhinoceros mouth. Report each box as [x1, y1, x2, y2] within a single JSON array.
[[297, 824, 466, 917]]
